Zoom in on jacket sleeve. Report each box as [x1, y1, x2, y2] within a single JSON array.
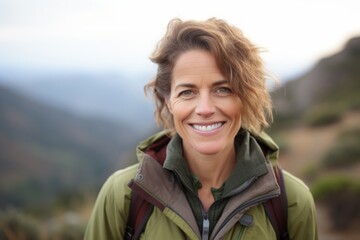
[[284, 171, 318, 240], [83, 166, 136, 240]]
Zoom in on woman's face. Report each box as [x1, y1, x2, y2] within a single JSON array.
[[167, 49, 242, 157]]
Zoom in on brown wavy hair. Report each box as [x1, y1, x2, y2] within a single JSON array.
[[145, 18, 275, 134]]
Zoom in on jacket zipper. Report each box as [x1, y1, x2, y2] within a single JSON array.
[[223, 176, 257, 198], [175, 169, 211, 240], [175, 169, 269, 240], [202, 211, 210, 240]]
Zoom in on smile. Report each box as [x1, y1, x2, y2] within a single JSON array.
[[191, 122, 224, 132]]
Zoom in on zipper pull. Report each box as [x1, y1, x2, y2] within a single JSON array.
[[202, 213, 209, 240]]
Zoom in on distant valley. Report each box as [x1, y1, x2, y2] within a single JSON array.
[[0, 71, 157, 134], [0, 78, 156, 211]]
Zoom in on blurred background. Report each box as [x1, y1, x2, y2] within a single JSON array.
[[0, 0, 359, 239]]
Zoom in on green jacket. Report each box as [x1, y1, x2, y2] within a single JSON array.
[[84, 130, 318, 240]]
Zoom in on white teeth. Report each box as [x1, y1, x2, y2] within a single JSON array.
[[193, 123, 222, 132]]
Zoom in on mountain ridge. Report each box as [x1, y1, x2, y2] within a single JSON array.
[[0, 84, 143, 210], [271, 35, 360, 123], [0, 71, 156, 133]]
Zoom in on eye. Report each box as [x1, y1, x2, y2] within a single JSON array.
[[178, 90, 195, 98], [215, 87, 232, 96]]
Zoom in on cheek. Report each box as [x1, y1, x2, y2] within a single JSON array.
[[168, 97, 186, 114], [227, 99, 243, 120], [166, 95, 181, 112], [168, 99, 194, 126]]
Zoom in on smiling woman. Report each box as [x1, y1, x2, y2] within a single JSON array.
[[167, 50, 243, 162], [147, 18, 273, 135], [84, 18, 318, 240]]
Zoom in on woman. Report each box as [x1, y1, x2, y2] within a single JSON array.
[[84, 18, 318, 240]]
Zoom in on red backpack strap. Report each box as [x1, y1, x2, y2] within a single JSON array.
[[263, 164, 289, 240], [124, 190, 154, 240]]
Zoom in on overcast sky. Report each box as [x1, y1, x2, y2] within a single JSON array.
[[0, 0, 359, 81]]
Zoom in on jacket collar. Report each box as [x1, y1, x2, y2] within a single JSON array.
[[130, 154, 280, 240], [131, 129, 281, 239], [163, 130, 269, 198]]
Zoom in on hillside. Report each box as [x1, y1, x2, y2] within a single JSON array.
[[0, 85, 142, 212], [275, 112, 360, 240], [269, 36, 360, 239], [271, 36, 360, 129]]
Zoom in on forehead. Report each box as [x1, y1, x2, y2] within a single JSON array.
[[172, 50, 225, 84]]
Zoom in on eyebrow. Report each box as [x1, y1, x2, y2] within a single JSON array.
[[174, 79, 229, 91]]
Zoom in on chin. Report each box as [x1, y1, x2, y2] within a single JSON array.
[[192, 142, 227, 156]]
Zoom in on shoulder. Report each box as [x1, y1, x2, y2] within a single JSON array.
[[101, 163, 140, 202], [84, 164, 140, 239], [282, 170, 314, 208], [282, 170, 319, 239], [92, 163, 140, 214], [111, 163, 140, 185]]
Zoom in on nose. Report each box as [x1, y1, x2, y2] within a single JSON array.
[[195, 93, 215, 117]]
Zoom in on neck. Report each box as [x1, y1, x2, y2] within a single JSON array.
[[184, 146, 236, 189]]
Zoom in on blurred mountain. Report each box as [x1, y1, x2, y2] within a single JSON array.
[[0, 84, 143, 211], [269, 37, 360, 238], [0, 72, 156, 134], [271, 36, 360, 128]]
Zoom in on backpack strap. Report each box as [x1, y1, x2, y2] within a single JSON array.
[[263, 164, 289, 240], [124, 190, 154, 240], [124, 137, 169, 240]]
